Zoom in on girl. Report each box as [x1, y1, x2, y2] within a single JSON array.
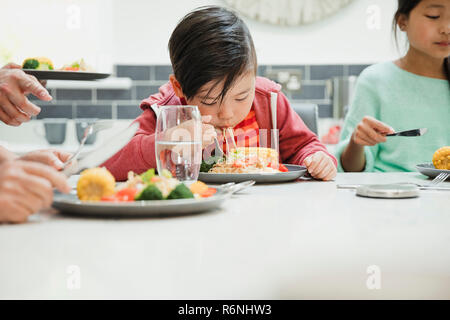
[[103, 6, 337, 181], [337, 0, 450, 172]]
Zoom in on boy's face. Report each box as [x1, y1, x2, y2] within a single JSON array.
[[186, 71, 256, 129], [400, 0, 450, 59]]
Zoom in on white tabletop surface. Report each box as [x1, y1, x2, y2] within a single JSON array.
[[1, 172, 449, 300]]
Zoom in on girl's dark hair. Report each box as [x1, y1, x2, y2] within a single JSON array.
[[393, 0, 450, 85], [168, 6, 257, 103]]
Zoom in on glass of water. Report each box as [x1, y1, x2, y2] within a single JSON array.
[[155, 105, 202, 183]]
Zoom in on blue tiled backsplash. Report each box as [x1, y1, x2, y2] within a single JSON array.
[[33, 64, 370, 120]]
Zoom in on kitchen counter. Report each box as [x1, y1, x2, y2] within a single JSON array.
[[0, 172, 449, 299]]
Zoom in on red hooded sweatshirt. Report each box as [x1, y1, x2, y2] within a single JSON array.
[[102, 77, 336, 181]]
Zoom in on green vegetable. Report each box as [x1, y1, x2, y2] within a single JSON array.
[[140, 168, 156, 184], [39, 62, 53, 70], [200, 155, 223, 172], [167, 183, 194, 200], [22, 59, 39, 69], [161, 169, 172, 179], [135, 184, 163, 201]]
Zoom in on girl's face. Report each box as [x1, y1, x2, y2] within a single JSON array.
[[185, 71, 256, 129], [399, 0, 450, 59]]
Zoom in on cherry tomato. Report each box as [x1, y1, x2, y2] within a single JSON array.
[[232, 160, 245, 168], [201, 188, 217, 198], [101, 188, 138, 202]]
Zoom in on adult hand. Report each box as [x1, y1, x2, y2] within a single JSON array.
[[0, 160, 71, 224], [351, 116, 395, 146], [3, 62, 48, 87], [0, 64, 52, 126], [304, 151, 337, 181], [19, 149, 72, 170]]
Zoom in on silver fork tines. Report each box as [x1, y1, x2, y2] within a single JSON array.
[[429, 173, 450, 186]]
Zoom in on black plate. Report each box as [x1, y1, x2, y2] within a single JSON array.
[[23, 69, 110, 81]]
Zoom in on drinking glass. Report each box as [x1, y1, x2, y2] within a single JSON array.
[[155, 106, 202, 183]]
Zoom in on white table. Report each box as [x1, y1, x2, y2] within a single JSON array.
[[1, 173, 449, 299]]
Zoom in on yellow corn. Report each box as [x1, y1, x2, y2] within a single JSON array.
[[77, 167, 116, 201], [432, 146, 450, 170]]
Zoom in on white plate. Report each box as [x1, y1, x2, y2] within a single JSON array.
[[52, 189, 230, 217], [198, 164, 308, 184], [416, 163, 450, 180]]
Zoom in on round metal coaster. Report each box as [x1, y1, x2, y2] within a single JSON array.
[[356, 184, 420, 199]]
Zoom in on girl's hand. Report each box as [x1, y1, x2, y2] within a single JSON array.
[[351, 116, 395, 146], [0, 160, 70, 224], [19, 149, 73, 170], [304, 151, 337, 181]]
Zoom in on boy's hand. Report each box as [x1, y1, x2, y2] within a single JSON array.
[[200, 115, 217, 148], [304, 151, 337, 181], [164, 115, 217, 149], [351, 116, 395, 146]]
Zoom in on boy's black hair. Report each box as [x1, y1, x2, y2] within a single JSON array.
[[168, 6, 257, 103], [393, 0, 450, 86]]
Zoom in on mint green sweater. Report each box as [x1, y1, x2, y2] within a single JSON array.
[[335, 62, 450, 172]]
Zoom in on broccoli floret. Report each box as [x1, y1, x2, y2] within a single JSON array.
[[200, 155, 223, 173], [167, 183, 194, 200], [135, 184, 163, 201], [22, 59, 39, 69]]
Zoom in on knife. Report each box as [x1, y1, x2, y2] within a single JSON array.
[[386, 128, 428, 137], [62, 122, 139, 177]]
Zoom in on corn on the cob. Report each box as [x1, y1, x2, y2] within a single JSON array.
[[432, 146, 450, 170], [77, 167, 116, 201]]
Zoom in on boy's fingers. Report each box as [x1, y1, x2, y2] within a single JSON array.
[[201, 115, 212, 123], [316, 162, 335, 180], [322, 167, 336, 181], [308, 153, 326, 175], [304, 156, 312, 167]]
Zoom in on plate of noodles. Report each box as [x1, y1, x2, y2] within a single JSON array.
[[198, 147, 308, 183]]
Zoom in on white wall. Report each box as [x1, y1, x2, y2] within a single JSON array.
[[0, 0, 114, 71], [1, 0, 400, 69]]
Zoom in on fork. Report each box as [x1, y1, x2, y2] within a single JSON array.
[[61, 120, 114, 169], [428, 172, 450, 186], [213, 136, 224, 157]]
